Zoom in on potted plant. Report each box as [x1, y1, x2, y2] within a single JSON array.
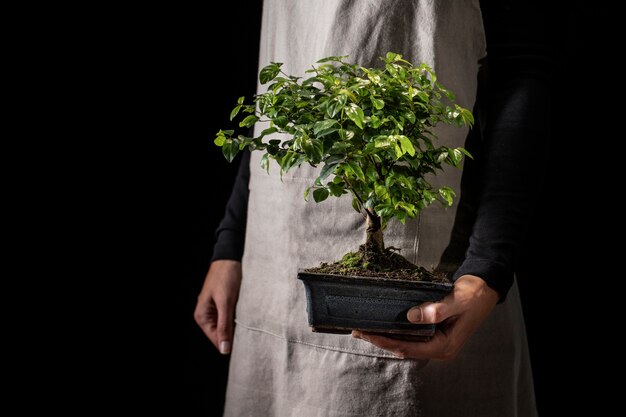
[[214, 52, 474, 341]]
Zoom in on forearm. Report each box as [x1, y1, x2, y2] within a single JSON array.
[[456, 0, 551, 300], [211, 150, 251, 262], [455, 77, 550, 299]]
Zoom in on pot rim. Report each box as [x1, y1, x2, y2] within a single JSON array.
[[297, 270, 453, 291]]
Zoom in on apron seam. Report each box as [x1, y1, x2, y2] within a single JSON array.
[[235, 320, 402, 360]]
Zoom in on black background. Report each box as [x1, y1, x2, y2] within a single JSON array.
[[180, 2, 609, 415]]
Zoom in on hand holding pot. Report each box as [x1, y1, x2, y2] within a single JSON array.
[[194, 260, 242, 355], [352, 275, 498, 360]]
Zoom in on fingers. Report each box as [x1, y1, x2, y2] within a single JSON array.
[[353, 294, 457, 359], [407, 298, 456, 325], [194, 299, 219, 348], [194, 294, 236, 354], [352, 330, 458, 360], [216, 297, 235, 354], [194, 260, 242, 355], [353, 276, 500, 360], [405, 276, 490, 324]]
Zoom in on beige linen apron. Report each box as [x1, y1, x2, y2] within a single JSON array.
[[225, 1, 537, 416]]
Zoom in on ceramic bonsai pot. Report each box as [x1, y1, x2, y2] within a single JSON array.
[[298, 271, 453, 341]]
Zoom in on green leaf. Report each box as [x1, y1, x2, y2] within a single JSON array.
[[214, 134, 225, 146], [447, 148, 463, 166], [327, 94, 347, 118], [385, 63, 398, 77], [396, 135, 415, 156], [328, 181, 345, 197], [458, 147, 473, 159], [313, 188, 330, 202], [345, 104, 365, 129], [422, 190, 435, 204], [447, 107, 461, 121], [326, 102, 343, 120], [396, 201, 417, 217], [222, 141, 239, 163], [370, 97, 384, 110], [267, 142, 279, 156], [316, 55, 348, 63], [237, 96, 245, 105], [260, 153, 270, 173], [292, 135, 304, 151], [317, 156, 343, 183], [366, 72, 381, 84], [394, 143, 403, 158], [369, 115, 383, 128], [302, 138, 323, 162], [313, 119, 339, 137], [385, 52, 400, 62], [375, 184, 390, 200], [388, 115, 403, 131], [460, 107, 474, 125], [351, 197, 361, 213], [273, 115, 289, 128], [374, 136, 391, 148], [345, 161, 365, 181], [404, 111, 416, 124], [239, 115, 259, 128], [237, 135, 252, 149], [304, 187, 311, 201], [339, 129, 355, 141], [375, 204, 394, 219], [230, 105, 243, 121], [416, 91, 429, 103], [259, 63, 282, 84], [278, 151, 301, 174], [365, 165, 378, 181], [439, 187, 455, 206], [260, 127, 279, 137], [329, 141, 351, 156], [242, 105, 256, 114]]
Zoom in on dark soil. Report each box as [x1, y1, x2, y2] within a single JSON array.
[[304, 241, 451, 284]]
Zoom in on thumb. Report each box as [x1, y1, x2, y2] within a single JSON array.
[[407, 300, 452, 324]]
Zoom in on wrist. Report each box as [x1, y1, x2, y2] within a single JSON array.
[[456, 274, 499, 306], [210, 259, 242, 273]]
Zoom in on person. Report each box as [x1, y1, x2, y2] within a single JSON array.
[[195, 0, 550, 415]]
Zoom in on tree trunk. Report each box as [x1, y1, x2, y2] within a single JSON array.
[[365, 214, 384, 251]]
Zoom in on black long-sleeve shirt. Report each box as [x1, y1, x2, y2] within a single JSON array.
[[210, 0, 551, 301]]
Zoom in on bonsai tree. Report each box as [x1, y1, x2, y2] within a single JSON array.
[[214, 52, 474, 280]]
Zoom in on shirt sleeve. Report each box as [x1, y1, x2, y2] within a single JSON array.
[[211, 150, 251, 262], [453, 0, 552, 301]]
